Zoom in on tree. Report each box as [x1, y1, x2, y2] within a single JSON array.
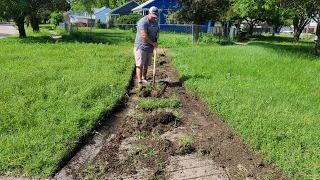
[[0, 0, 29, 38], [233, 0, 266, 36], [313, 7, 320, 55], [50, 11, 64, 27], [96, 0, 148, 9], [0, 0, 69, 37], [218, 7, 238, 38], [281, 0, 320, 42], [263, 0, 289, 36], [174, 0, 230, 41], [28, 0, 69, 32]]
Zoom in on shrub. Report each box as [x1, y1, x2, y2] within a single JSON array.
[[116, 13, 143, 25], [96, 19, 106, 29], [50, 11, 63, 27], [115, 13, 143, 31]]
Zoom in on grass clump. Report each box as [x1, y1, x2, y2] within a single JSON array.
[[180, 136, 192, 147], [136, 94, 180, 111], [174, 135, 195, 156], [132, 131, 147, 138]]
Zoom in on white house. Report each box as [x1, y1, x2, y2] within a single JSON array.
[[64, 7, 111, 26]]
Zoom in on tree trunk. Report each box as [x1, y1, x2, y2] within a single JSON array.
[[272, 27, 275, 37], [293, 31, 301, 42], [192, 24, 200, 43], [248, 23, 254, 36], [221, 21, 228, 38], [313, 22, 320, 55], [293, 17, 310, 42], [293, 18, 300, 42], [30, 14, 40, 32], [15, 15, 26, 38]]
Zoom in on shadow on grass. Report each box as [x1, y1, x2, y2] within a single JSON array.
[[4, 29, 135, 45], [248, 36, 319, 59], [180, 74, 211, 82], [60, 31, 135, 44]]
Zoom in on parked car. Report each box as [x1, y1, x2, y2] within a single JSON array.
[[281, 30, 294, 34]]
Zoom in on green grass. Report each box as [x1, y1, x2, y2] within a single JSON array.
[[136, 94, 180, 111], [168, 37, 320, 179], [0, 26, 134, 177], [3, 24, 318, 178], [53, 26, 193, 48]]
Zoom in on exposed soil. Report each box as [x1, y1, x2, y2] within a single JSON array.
[[54, 49, 286, 180]]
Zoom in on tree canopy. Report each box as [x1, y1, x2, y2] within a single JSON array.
[[0, 0, 69, 37]]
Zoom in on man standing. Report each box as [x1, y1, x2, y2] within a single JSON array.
[[134, 6, 160, 86]]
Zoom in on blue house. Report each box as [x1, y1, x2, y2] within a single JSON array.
[[106, 0, 139, 24], [131, 0, 181, 24], [94, 7, 112, 24]]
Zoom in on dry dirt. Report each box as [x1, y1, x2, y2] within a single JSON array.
[[54, 49, 286, 180]]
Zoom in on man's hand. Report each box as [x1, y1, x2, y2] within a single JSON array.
[[152, 42, 158, 48]]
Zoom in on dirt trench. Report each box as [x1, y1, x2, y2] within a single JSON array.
[[54, 49, 285, 180]]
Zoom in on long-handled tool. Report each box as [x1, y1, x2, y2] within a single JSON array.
[[152, 48, 157, 87]]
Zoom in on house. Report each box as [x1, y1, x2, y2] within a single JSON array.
[[131, 0, 181, 24], [106, 0, 139, 24], [94, 7, 112, 24], [64, 7, 111, 26], [303, 21, 317, 34], [63, 11, 94, 26]]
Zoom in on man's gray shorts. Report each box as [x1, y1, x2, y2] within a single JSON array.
[[134, 47, 152, 67]]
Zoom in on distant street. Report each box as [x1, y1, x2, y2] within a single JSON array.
[[0, 23, 18, 38]]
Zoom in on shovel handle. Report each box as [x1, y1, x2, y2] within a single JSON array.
[[152, 48, 157, 87]]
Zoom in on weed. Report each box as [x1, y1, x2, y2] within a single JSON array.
[[85, 161, 106, 179], [132, 130, 147, 138], [130, 145, 157, 158], [180, 136, 192, 147], [156, 159, 165, 168], [85, 164, 96, 180], [143, 148, 158, 158]]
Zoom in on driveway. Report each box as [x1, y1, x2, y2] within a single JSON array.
[[0, 23, 18, 38]]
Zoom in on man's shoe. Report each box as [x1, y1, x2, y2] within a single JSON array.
[[141, 79, 148, 83]]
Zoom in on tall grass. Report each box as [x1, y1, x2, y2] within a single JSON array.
[[0, 27, 134, 177], [169, 39, 320, 179]]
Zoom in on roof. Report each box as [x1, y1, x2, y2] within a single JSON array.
[[109, 0, 139, 14], [94, 7, 112, 14], [132, 0, 155, 11]]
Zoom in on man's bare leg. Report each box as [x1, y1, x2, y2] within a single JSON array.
[[142, 65, 148, 80], [136, 66, 142, 83]]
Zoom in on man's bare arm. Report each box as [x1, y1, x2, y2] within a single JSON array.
[[140, 30, 158, 47]]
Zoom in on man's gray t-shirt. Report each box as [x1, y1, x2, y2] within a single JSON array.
[[134, 16, 159, 53]]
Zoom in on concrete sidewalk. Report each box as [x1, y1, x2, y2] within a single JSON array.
[[0, 23, 18, 38]]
